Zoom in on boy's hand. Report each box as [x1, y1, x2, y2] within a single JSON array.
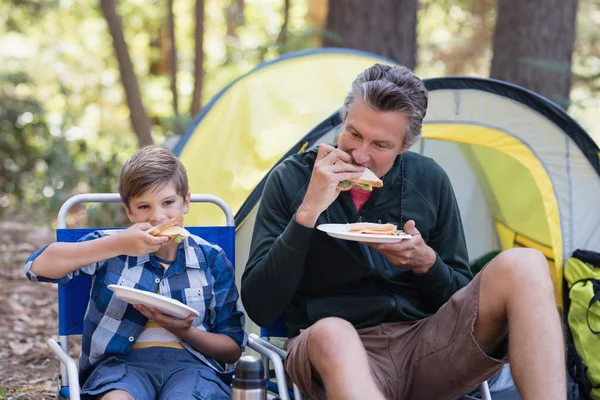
[[133, 304, 194, 335], [117, 223, 169, 256]]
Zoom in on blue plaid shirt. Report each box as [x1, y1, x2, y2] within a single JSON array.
[[25, 230, 247, 383]]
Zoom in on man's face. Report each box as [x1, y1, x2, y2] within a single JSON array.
[[124, 181, 191, 227], [338, 98, 409, 178]]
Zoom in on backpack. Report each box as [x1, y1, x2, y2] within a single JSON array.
[[564, 250, 600, 400]]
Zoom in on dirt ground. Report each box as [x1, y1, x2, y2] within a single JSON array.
[[0, 220, 80, 400]]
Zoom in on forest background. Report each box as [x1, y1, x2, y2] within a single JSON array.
[[2, 0, 599, 227], [0, 0, 599, 398]]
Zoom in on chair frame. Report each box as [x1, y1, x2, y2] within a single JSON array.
[[46, 193, 234, 400]]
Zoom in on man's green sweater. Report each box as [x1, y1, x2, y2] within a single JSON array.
[[241, 147, 472, 337]]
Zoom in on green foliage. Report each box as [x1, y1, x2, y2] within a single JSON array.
[[0, 72, 130, 226]]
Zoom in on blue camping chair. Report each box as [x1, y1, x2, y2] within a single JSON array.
[[247, 304, 493, 400], [46, 193, 241, 400]]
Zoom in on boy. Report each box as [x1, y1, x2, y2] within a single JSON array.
[[25, 145, 246, 400]]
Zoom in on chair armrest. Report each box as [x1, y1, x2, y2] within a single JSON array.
[[47, 338, 80, 400], [248, 334, 291, 400], [249, 333, 288, 359], [479, 380, 491, 400]]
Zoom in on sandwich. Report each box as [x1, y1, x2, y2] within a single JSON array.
[[347, 222, 399, 235], [338, 167, 383, 191], [147, 217, 191, 243]]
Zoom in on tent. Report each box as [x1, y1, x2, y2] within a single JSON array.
[[173, 48, 600, 318]]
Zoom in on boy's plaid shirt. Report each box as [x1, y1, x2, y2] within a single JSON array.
[[25, 231, 247, 383]]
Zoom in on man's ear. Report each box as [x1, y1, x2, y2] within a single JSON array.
[[123, 203, 135, 222], [183, 191, 191, 214]]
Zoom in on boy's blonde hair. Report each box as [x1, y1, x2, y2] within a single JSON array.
[[119, 145, 189, 207]]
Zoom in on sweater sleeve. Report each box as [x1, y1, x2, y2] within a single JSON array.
[[241, 165, 313, 327], [413, 166, 472, 309]]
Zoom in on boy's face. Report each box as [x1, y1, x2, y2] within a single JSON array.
[[124, 181, 190, 227]]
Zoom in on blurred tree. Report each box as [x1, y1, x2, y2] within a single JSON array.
[[0, 72, 128, 225], [306, 0, 327, 47], [323, 0, 418, 68], [419, 0, 495, 76], [277, 0, 291, 49], [190, 0, 206, 116], [100, 0, 154, 146], [167, 0, 180, 132], [225, 0, 245, 63], [490, 0, 579, 108], [571, 0, 600, 98]]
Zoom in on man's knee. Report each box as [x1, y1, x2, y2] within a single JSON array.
[[307, 317, 359, 366], [485, 248, 554, 294]]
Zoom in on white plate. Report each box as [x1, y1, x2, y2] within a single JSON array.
[[108, 284, 200, 319], [317, 223, 412, 244]]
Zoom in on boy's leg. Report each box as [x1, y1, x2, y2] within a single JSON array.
[[284, 317, 387, 400], [97, 390, 134, 400], [160, 349, 231, 400], [80, 353, 157, 400]]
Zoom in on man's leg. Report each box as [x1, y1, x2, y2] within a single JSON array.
[[476, 248, 565, 399], [305, 317, 386, 400]]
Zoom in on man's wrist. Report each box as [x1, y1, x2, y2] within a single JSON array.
[[296, 203, 320, 228], [412, 247, 437, 275]]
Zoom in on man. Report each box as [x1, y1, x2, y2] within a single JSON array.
[[241, 64, 565, 400]]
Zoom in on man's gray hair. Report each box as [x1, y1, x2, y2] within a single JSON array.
[[340, 64, 428, 148]]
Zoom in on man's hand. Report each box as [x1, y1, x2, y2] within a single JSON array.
[[367, 220, 436, 274], [296, 144, 364, 227], [116, 223, 169, 256], [133, 304, 194, 336]]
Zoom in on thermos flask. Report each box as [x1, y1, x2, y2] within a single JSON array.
[[231, 355, 267, 400]]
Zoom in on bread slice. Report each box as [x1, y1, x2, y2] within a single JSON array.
[[146, 217, 183, 236], [347, 222, 397, 234], [338, 167, 383, 191], [155, 226, 191, 238], [155, 225, 191, 243]]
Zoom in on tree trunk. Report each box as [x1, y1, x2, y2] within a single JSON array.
[[167, 0, 179, 130], [225, 0, 245, 63], [277, 0, 291, 49], [190, 0, 205, 116], [307, 0, 328, 47], [100, 0, 153, 147], [323, 0, 418, 69], [490, 0, 579, 108]]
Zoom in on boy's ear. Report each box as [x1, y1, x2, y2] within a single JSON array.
[[183, 191, 191, 214], [123, 203, 135, 222]]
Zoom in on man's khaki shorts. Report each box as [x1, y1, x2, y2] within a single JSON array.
[[284, 271, 507, 400]]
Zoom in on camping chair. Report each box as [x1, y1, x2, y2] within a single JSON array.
[[248, 315, 493, 400], [46, 193, 244, 400], [247, 318, 301, 400]]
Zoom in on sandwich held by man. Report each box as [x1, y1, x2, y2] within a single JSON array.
[[338, 166, 383, 191], [241, 64, 565, 400]]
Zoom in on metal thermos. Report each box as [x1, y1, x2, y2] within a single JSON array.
[[231, 355, 267, 400]]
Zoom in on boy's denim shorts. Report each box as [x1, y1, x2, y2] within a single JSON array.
[[81, 347, 231, 399]]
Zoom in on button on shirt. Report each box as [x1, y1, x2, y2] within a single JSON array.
[[25, 230, 247, 383]]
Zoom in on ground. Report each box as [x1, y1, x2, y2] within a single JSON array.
[[0, 220, 80, 400]]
